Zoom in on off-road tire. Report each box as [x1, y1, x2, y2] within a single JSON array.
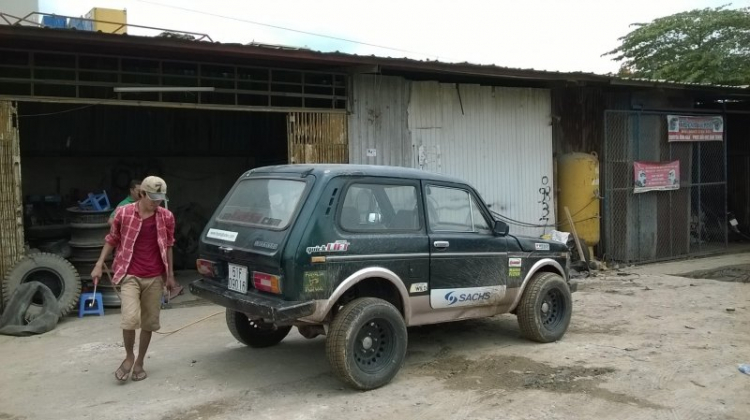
[[225, 309, 291, 348], [517, 272, 572, 343], [2, 253, 81, 319], [326, 297, 407, 390]]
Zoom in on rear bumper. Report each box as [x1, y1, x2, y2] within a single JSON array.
[[189, 279, 315, 322]]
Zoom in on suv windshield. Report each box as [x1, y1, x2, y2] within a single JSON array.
[[217, 178, 306, 230]]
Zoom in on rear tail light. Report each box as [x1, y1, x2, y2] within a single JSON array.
[[196, 259, 218, 278], [253, 271, 281, 294]]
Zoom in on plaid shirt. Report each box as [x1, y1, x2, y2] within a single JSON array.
[[105, 203, 175, 284]]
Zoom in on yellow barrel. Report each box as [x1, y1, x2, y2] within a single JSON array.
[[557, 152, 600, 253]]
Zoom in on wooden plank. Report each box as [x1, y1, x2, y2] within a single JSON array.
[[0, 100, 25, 309], [286, 111, 348, 164], [565, 206, 587, 264]]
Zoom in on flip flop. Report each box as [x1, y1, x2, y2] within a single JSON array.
[[131, 368, 148, 382], [168, 285, 184, 300], [114, 361, 132, 382]]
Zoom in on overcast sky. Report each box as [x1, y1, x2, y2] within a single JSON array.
[[20, 0, 748, 74]]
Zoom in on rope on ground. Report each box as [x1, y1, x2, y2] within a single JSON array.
[[101, 263, 223, 336]]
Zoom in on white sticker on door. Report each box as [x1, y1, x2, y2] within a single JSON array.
[[535, 243, 550, 251], [430, 285, 506, 309], [409, 282, 428, 294], [509, 258, 523, 267], [206, 228, 238, 242]]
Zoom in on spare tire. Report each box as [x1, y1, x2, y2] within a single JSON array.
[[2, 253, 81, 318]]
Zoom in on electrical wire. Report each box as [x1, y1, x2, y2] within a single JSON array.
[[101, 262, 222, 336], [488, 199, 600, 229], [18, 103, 101, 118], [134, 0, 455, 60], [491, 210, 600, 229]]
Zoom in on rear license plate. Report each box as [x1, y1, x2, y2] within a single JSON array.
[[227, 263, 248, 293]]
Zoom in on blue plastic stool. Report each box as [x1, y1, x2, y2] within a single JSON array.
[[78, 292, 104, 317], [78, 191, 111, 211]]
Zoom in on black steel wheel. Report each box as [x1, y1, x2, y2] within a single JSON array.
[[225, 309, 291, 348], [540, 288, 565, 330], [353, 318, 396, 374], [517, 272, 572, 343], [326, 297, 407, 390]]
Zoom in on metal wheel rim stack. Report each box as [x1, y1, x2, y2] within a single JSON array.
[[66, 207, 120, 307]]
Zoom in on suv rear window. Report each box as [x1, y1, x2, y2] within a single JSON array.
[[340, 183, 419, 231], [217, 178, 306, 230]]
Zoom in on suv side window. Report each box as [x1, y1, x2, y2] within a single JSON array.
[[340, 183, 420, 231], [426, 185, 492, 234], [471, 196, 493, 235]]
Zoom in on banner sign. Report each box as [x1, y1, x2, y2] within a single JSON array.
[[634, 161, 680, 193], [667, 115, 723, 142]]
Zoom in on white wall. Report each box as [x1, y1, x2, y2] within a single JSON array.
[[1, 0, 40, 24], [349, 75, 555, 237], [348, 75, 412, 167]]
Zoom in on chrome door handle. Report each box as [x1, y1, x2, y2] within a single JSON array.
[[433, 241, 450, 249]]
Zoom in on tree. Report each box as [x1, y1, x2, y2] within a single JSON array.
[[605, 6, 750, 86]]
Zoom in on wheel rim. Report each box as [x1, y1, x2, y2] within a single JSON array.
[[22, 268, 64, 305], [354, 318, 396, 374], [540, 288, 565, 330]]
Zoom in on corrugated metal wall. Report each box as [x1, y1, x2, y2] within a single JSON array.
[[408, 82, 554, 237], [348, 75, 411, 167], [551, 87, 631, 156], [349, 76, 555, 237]]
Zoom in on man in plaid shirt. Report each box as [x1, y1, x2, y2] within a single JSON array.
[[92, 175, 178, 382]]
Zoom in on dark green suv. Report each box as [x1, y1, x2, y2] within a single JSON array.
[[190, 164, 574, 390]]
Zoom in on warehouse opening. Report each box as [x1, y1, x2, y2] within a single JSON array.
[[0, 44, 349, 311]]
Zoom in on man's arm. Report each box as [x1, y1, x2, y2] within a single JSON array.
[[91, 243, 114, 284], [164, 211, 177, 291], [165, 246, 176, 291], [93, 208, 123, 283]]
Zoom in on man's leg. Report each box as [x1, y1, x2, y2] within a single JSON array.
[[132, 276, 164, 381], [120, 329, 136, 374], [133, 330, 152, 379], [118, 277, 141, 381]]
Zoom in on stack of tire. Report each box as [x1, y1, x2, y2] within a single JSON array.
[[2, 253, 81, 319], [66, 207, 120, 307]]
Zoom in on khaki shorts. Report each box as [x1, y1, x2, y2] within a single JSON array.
[[120, 275, 164, 331]]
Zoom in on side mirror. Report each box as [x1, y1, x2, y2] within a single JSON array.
[[493, 220, 509, 236]]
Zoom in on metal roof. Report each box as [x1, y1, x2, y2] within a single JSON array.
[[1, 24, 749, 95]]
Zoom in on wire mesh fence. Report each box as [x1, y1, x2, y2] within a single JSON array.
[[603, 111, 727, 263]]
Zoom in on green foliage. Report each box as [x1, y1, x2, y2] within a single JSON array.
[[605, 6, 750, 86]]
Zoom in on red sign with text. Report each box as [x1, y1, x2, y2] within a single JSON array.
[[634, 161, 680, 193]]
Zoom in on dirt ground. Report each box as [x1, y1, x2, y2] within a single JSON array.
[[0, 253, 748, 420]]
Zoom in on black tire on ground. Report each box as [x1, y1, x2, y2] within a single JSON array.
[[225, 309, 291, 348], [326, 297, 408, 390], [2, 253, 81, 318], [517, 272, 572, 343]]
